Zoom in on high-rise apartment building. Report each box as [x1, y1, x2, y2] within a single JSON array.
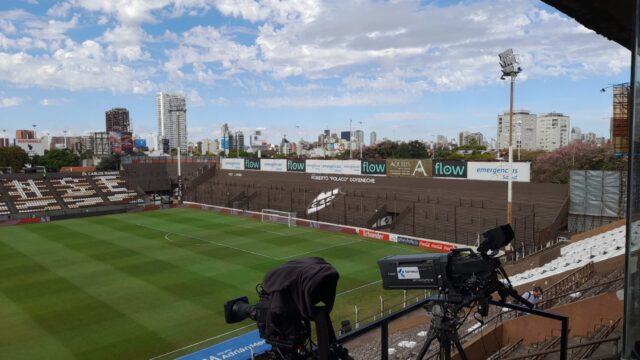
[[156, 92, 187, 152], [354, 130, 364, 146], [571, 127, 582, 143], [370, 131, 377, 146], [105, 108, 131, 133], [537, 112, 570, 151], [458, 132, 484, 146], [497, 110, 537, 150], [234, 131, 245, 151], [92, 132, 111, 157], [16, 130, 35, 140]]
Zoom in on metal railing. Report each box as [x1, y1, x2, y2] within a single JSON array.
[[335, 299, 569, 360]]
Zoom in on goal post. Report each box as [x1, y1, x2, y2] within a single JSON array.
[[261, 209, 297, 227]]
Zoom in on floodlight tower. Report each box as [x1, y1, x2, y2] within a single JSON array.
[[499, 49, 522, 227]]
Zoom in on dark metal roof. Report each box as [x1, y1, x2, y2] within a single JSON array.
[[541, 0, 633, 50]]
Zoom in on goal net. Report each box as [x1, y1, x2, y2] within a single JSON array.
[[261, 209, 297, 227]]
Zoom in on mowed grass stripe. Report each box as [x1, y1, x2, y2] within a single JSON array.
[[0, 240, 174, 360], [25, 222, 247, 312], [126, 208, 362, 259], [0, 291, 74, 360], [7, 222, 228, 347]]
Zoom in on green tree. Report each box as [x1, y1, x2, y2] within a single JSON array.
[[36, 149, 80, 172], [407, 140, 428, 158], [0, 146, 29, 172], [96, 154, 121, 171], [532, 143, 624, 183]]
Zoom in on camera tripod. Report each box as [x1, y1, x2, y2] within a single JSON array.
[[415, 301, 468, 360]]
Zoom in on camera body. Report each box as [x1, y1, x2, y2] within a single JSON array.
[[225, 292, 310, 350], [378, 249, 501, 296]]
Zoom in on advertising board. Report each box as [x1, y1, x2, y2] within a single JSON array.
[[286, 159, 306, 172], [15, 139, 46, 156], [432, 160, 467, 178], [261, 159, 286, 172], [221, 158, 244, 170], [361, 160, 387, 175], [306, 160, 362, 175], [177, 330, 270, 360], [467, 162, 531, 182], [386, 159, 432, 177], [244, 158, 261, 170]]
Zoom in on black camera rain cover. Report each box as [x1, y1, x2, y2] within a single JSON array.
[[261, 257, 340, 320]]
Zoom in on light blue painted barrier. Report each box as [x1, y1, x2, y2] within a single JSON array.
[[177, 330, 270, 360]]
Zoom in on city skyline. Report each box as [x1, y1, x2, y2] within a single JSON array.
[[0, 1, 630, 144]]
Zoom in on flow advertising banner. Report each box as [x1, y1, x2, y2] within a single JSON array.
[[467, 162, 531, 182], [432, 160, 467, 179], [177, 330, 270, 360], [361, 160, 387, 175], [221, 158, 244, 170], [243, 158, 261, 170], [287, 159, 306, 172], [386, 159, 432, 177], [260, 159, 286, 172]]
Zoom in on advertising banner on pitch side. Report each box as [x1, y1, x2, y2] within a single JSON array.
[[467, 162, 531, 182], [261, 159, 286, 172], [306, 160, 361, 175], [221, 158, 244, 170], [386, 159, 432, 177]]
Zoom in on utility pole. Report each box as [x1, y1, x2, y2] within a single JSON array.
[[349, 119, 353, 159], [358, 121, 363, 159]]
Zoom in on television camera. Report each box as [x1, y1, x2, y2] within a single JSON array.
[[378, 224, 534, 359], [224, 257, 352, 360]]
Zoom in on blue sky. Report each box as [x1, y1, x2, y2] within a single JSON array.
[[0, 0, 630, 145]]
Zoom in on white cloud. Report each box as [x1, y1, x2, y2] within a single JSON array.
[[214, 0, 321, 24], [0, 97, 22, 107], [251, 91, 416, 108], [0, 40, 155, 93], [370, 112, 434, 122]]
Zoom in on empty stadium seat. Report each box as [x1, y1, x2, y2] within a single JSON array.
[[510, 226, 627, 286]]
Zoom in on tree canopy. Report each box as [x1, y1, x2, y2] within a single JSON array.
[[0, 146, 29, 172], [532, 142, 624, 183]]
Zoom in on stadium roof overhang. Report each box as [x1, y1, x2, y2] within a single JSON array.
[[540, 0, 634, 50]]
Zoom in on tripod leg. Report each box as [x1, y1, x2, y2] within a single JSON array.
[[416, 330, 438, 360], [452, 339, 468, 360]]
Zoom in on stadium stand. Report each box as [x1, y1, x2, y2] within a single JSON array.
[[0, 192, 10, 215], [121, 156, 217, 193], [510, 225, 626, 286], [0, 172, 144, 219], [185, 171, 568, 255], [50, 177, 105, 209], [2, 178, 62, 213], [91, 175, 141, 204]]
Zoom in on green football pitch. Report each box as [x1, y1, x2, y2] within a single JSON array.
[[0, 207, 434, 359]]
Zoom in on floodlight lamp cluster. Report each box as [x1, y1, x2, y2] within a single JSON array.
[[499, 48, 522, 80]]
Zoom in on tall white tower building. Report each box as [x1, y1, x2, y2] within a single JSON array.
[[157, 92, 187, 152], [497, 110, 537, 150], [537, 112, 570, 151]]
